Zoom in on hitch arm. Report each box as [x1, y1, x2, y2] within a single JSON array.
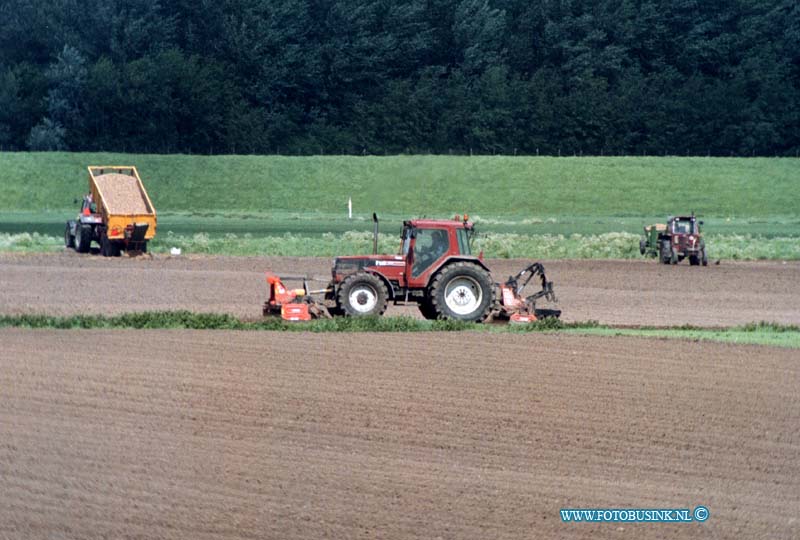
[[506, 262, 557, 304]]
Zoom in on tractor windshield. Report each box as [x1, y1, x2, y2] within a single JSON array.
[[456, 228, 471, 255], [673, 219, 697, 234], [401, 226, 412, 255]]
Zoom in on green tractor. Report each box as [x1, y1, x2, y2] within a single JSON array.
[[640, 215, 708, 266]]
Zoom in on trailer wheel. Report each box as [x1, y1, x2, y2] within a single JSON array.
[[430, 262, 494, 322], [337, 272, 388, 317], [64, 223, 75, 249], [75, 224, 92, 253], [100, 234, 121, 257], [100, 234, 111, 257]]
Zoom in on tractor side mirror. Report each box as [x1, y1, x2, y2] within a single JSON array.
[[73, 198, 78, 205], [699, 220, 704, 225]]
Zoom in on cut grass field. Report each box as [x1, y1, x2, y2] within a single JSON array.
[[1, 312, 797, 348], [1, 152, 797, 258]]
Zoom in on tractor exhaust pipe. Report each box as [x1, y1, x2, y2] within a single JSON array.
[[372, 213, 379, 255]]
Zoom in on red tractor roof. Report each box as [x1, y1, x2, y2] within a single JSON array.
[[406, 217, 473, 229]]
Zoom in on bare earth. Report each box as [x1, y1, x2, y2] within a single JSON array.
[[0, 330, 798, 539], [1, 252, 798, 326]]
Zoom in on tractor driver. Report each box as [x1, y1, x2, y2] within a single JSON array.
[[81, 194, 97, 215], [429, 229, 448, 260]]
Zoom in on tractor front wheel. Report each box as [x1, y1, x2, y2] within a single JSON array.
[[660, 240, 671, 264], [701, 248, 708, 266], [64, 223, 75, 249], [429, 262, 494, 322], [337, 272, 388, 317], [639, 238, 647, 256], [670, 248, 679, 265]]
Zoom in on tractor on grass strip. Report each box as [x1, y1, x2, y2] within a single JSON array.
[[263, 215, 560, 323]]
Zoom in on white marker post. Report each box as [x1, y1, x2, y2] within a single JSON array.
[[348, 197, 352, 219]]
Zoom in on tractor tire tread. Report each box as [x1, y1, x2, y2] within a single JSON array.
[[429, 261, 494, 322], [75, 224, 92, 253], [64, 222, 75, 249], [337, 272, 388, 317]]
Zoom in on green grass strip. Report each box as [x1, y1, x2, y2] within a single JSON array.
[[562, 326, 800, 349], [0, 312, 797, 348], [2, 230, 799, 260]]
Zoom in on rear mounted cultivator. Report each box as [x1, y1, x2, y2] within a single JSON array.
[[491, 263, 561, 323], [262, 274, 331, 321]]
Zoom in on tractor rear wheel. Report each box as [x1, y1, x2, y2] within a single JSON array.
[[75, 224, 92, 253], [429, 262, 494, 322], [337, 272, 388, 317]]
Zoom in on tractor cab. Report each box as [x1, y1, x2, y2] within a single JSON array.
[[401, 216, 476, 284], [80, 195, 99, 216], [670, 216, 700, 235]]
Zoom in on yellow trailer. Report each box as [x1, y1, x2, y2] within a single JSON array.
[[65, 166, 157, 256]]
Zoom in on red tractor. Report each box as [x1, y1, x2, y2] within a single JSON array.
[[640, 214, 708, 266], [264, 215, 560, 323]]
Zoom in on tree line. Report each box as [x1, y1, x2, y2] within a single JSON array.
[[1, 0, 798, 156]]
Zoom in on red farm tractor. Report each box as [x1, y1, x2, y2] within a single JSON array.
[[263, 215, 560, 323]]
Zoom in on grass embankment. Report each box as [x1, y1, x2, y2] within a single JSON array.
[[1, 153, 797, 258], [1, 153, 797, 216], [1, 312, 797, 348]]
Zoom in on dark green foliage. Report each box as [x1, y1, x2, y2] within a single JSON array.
[[0, 311, 603, 332], [740, 321, 800, 333], [0, 0, 797, 155]]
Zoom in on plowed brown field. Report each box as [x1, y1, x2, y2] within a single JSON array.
[[1, 330, 798, 539], [1, 252, 798, 326]]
